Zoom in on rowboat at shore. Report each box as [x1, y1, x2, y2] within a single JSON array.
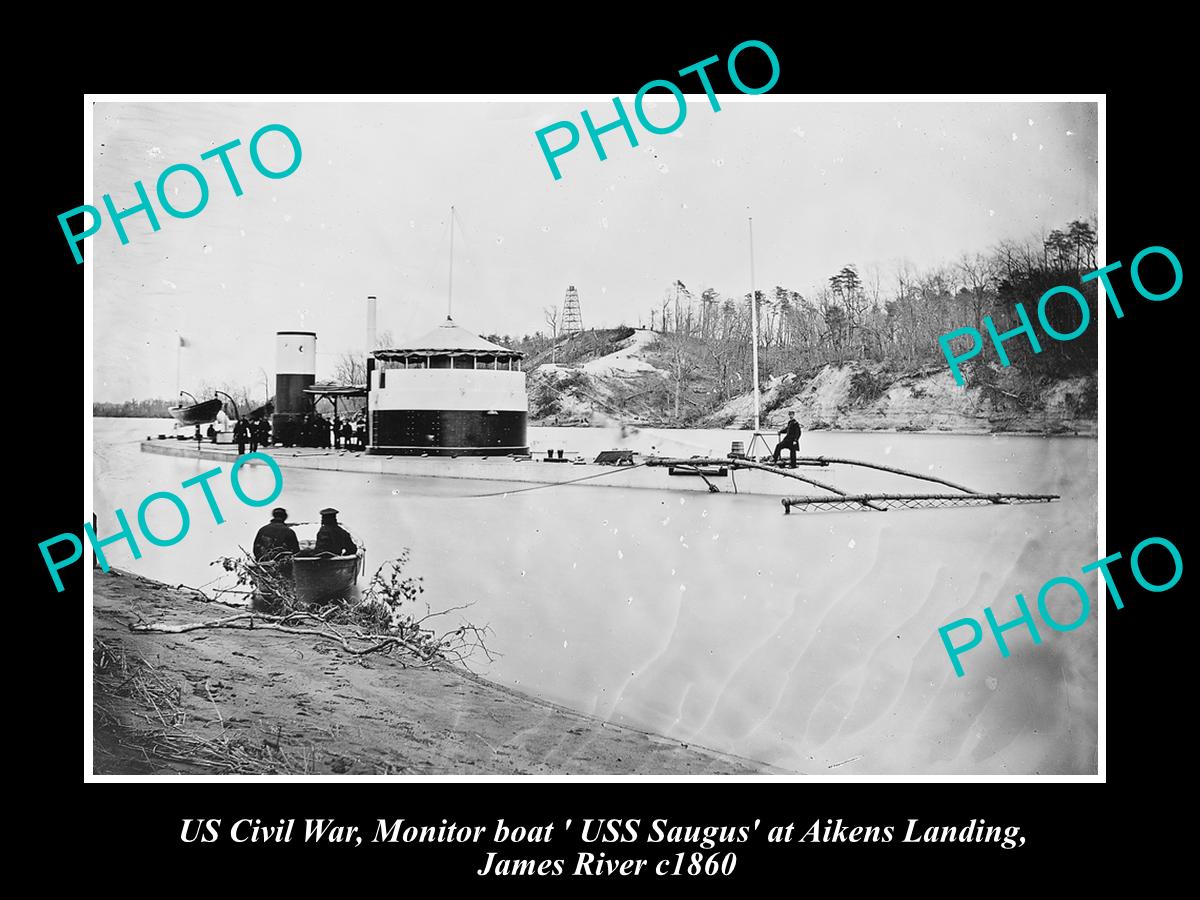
[[292, 549, 365, 604], [248, 525, 365, 607], [289, 527, 365, 604]]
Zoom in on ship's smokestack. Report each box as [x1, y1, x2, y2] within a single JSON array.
[[272, 330, 316, 446], [366, 295, 378, 354]]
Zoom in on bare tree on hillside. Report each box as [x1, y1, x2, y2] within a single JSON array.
[[667, 331, 698, 422], [544, 308, 560, 364], [956, 253, 995, 332], [700, 288, 719, 339], [706, 338, 736, 403]]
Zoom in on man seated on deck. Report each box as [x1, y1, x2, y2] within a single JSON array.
[[314, 507, 357, 557], [253, 507, 300, 561], [772, 411, 802, 468]]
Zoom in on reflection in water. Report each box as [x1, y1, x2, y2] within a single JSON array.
[[92, 418, 1098, 774]]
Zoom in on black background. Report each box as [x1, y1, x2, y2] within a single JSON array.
[[36, 23, 1185, 883]]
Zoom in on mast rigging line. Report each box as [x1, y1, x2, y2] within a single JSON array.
[[748, 217, 761, 434], [446, 205, 483, 322], [457, 462, 650, 499]]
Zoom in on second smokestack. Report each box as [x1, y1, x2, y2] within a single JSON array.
[[366, 295, 378, 353]]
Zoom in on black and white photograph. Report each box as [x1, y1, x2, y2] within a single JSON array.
[[85, 95, 1100, 778]]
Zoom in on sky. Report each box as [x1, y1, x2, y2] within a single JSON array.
[[91, 99, 1097, 402]]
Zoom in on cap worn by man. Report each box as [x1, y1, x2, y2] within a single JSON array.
[[315, 507, 356, 556]]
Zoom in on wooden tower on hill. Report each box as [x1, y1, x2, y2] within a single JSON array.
[[562, 285, 583, 334]]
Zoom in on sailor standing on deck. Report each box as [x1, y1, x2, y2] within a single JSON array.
[[233, 417, 248, 456], [253, 507, 300, 561], [314, 508, 357, 556], [772, 411, 802, 468]]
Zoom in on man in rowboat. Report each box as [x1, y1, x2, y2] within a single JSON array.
[[253, 507, 300, 561], [314, 508, 357, 557]]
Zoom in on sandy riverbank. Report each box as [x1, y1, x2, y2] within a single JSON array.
[[92, 571, 769, 776]]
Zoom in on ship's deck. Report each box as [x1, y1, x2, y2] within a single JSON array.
[[139, 439, 813, 496]]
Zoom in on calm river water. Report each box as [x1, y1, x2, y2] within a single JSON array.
[[92, 418, 1098, 775]]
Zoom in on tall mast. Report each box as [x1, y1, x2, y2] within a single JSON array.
[[749, 216, 761, 434], [447, 205, 455, 321]]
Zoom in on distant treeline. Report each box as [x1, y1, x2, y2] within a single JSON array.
[[93, 398, 176, 418], [492, 219, 1099, 404]]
